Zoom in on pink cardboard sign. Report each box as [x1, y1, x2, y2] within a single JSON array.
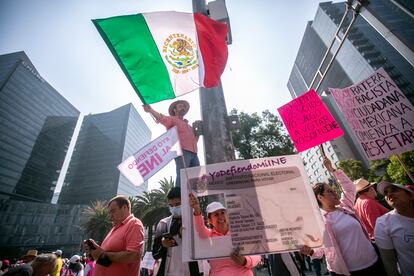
[[278, 89, 344, 152], [330, 68, 414, 160]]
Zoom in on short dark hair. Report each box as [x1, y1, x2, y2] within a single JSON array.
[[313, 182, 326, 208], [108, 195, 131, 210], [167, 187, 181, 200], [32, 254, 56, 273]]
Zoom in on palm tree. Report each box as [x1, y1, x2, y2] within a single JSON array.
[[82, 200, 112, 243], [134, 177, 174, 251]]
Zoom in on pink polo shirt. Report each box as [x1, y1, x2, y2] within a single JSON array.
[[158, 115, 197, 153], [93, 215, 144, 276], [194, 215, 261, 276], [354, 195, 389, 240]]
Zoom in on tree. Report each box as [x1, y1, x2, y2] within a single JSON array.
[[82, 200, 112, 243], [230, 109, 295, 159], [387, 151, 414, 184], [134, 177, 174, 251], [337, 159, 366, 181]]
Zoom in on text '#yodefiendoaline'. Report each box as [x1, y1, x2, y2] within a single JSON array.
[[209, 157, 286, 181]]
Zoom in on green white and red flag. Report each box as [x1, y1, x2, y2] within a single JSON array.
[[93, 11, 228, 104]]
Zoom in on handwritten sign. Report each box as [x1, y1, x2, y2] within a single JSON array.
[[141, 252, 156, 270], [118, 127, 182, 186], [278, 89, 343, 152], [181, 155, 324, 261], [330, 68, 414, 160]]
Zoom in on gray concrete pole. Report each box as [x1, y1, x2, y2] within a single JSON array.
[[192, 0, 235, 164]]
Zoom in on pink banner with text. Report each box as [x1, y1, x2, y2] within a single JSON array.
[[278, 89, 344, 152]]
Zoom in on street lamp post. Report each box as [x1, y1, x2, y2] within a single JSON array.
[[192, 0, 236, 165]]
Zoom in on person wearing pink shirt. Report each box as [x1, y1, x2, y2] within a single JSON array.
[[189, 194, 261, 276], [300, 158, 385, 276], [143, 100, 200, 187], [353, 178, 389, 240], [85, 195, 144, 276]]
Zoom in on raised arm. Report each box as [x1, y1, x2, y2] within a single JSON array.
[[189, 193, 212, 238], [323, 157, 356, 210], [143, 105, 163, 120]]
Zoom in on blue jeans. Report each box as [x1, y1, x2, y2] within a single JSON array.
[[174, 150, 200, 187]]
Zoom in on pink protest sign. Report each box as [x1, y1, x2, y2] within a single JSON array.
[[278, 89, 344, 152], [330, 68, 414, 160]]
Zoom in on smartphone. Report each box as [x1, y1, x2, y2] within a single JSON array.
[[97, 256, 112, 267], [85, 239, 112, 267], [162, 233, 177, 246]]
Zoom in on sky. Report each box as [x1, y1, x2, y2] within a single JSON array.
[[0, 0, 324, 192]]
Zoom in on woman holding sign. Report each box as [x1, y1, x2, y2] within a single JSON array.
[[189, 195, 261, 276], [300, 157, 385, 276]]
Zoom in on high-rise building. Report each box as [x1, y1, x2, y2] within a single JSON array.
[[287, 0, 414, 183], [58, 104, 151, 204], [0, 51, 80, 202]]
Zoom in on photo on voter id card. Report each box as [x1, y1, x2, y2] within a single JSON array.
[[181, 155, 325, 261]]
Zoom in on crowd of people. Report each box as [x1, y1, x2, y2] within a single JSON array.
[[0, 249, 95, 276], [1, 100, 413, 276]]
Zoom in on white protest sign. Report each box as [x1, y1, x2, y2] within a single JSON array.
[[181, 155, 324, 261], [118, 126, 182, 186], [330, 68, 414, 160], [141, 252, 156, 270]]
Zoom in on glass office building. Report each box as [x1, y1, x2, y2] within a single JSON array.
[[0, 52, 80, 202], [58, 104, 151, 205], [287, 0, 414, 183]]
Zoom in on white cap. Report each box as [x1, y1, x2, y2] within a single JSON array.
[[69, 255, 80, 264], [53, 250, 62, 256], [377, 181, 414, 196], [206, 201, 226, 214]]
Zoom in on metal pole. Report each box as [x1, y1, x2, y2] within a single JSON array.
[[314, 5, 361, 92], [308, 0, 353, 90], [396, 154, 414, 183], [359, 6, 414, 67], [192, 0, 236, 164]]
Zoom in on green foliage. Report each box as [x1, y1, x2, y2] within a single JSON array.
[[230, 109, 295, 159], [336, 151, 414, 185], [133, 177, 174, 250], [387, 151, 414, 184], [82, 200, 112, 243], [367, 159, 391, 183], [337, 159, 366, 181], [82, 177, 175, 250]]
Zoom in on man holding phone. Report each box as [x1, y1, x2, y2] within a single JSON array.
[[152, 187, 200, 276], [84, 195, 144, 276]]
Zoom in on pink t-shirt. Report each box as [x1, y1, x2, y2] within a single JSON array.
[[158, 115, 197, 153], [193, 215, 261, 276], [93, 215, 144, 276], [354, 195, 388, 240]]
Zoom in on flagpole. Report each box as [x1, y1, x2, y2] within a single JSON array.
[[395, 154, 414, 183]]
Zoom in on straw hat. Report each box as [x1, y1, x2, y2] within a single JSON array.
[[353, 178, 375, 193], [206, 202, 226, 214], [21, 249, 37, 259], [168, 100, 189, 116]]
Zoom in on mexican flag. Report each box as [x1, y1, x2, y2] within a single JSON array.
[[93, 11, 228, 104]]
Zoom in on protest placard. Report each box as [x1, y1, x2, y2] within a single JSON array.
[[117, 126, 182, 186], [278, 89, 344, 152], [330, 68, 414, 160], [141, 252, 156, 270], [181, 155, 324, 261]]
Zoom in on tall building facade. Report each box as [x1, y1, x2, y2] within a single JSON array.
[[58, 104, 151, 205], [0, 52, 80, 202], [287, 0, 414, 183]]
